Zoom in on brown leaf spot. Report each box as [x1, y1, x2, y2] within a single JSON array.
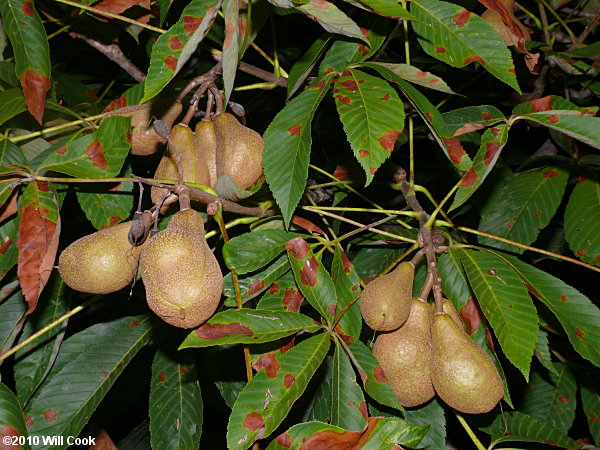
[[559, 396, 570, 403], [531, 96, 552, 112], [543, 170, 558, 178], [21, 0, 35, 16], [543, 441, 558, 447], [299, 417, 385, 449], [338, 80, 359, 92], [380, 93, 390, 101], [508, 67, 516, 73], [100, 371, 107, 378], [19, 70, 51, 125], [179, 364, 186, 373], [588, 412, 600, 423], [128, 320, 141, 328], [1, 425, 21, 445], [560, 295, 567, 302], [158, 372, 166, 382], [269, 283, 280, 294], [340, 250, 353, 273], [491, 127, 500, 137], [555, 408, 563, 413], [577, 250, 587, 257], [341, 69, 352, 77], [378, 131, 400, 152], [103, 96, 127, 113], [336, 95, 351, 105], [183, 15, 203, 35], [576, 328, 586, 339], [44, 409, 58, 423], [484, 141, 500, 167], [195, 322, 255, 339], [283, 374, 295, 388], [460, 297, 483, 335], [168, 36, 184, 50], [327, 304, 336, 316], [358, 44, 369, 56], [242, 412, 265, 431], [443, 138, 467, 165], [308, 80, 326, 91], [370, 167, 377, 175], [285, 237, 310, 259], [359, 401, 368, 419], [435, 46, 447, 53], [252, 352, 280, 378], [373, 366, 387, 382], [534, 211, 541, 216], [279, 337, 295, 354], [84, 139, 108, 170], [453, 9, 471, 27], [546, 114, 559, 123], [483, 112, 492, 120], [425, 112, 434, 121], [300, 257, 318, 286], [247, 279, 265, 295], [507, 220, 515, 228], [460, 168, 478, 188], [358, 149, 369, 158], [164, 55, 178, 71], [55, 145, 67, 154], [464, 56, 485, 65], [288, 124, 301, 136], [413, 70, 427, 80], [0, 239, 13, 255], [276, 433, 292, 448], [282, 289, 304, 312], [24, 413, 33, 427], [291, 216, 326, 236], [486, 328, 496, 353]]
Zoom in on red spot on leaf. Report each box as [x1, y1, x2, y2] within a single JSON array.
[[308, 80, 326, 91], [283, 374, 295, 388], [244, 279, 265, 295], [22, 0, 35, 17], [589, 412, 600, 423], [179, 364, 186, 373], [285, 237, 310, 259], [0, 239, 13, 255], [36, 181, 49, 192], [507, 220, 515, 228], [576, 328, 586, 339], [373, 366, 387, 382], [460, 168, 478, 188], [531, 96, 553, 112], [425, 112, 433, 121], [543, 170, 558, 178], [484, 141, 500, 167], [243, 412, 265, 431], [158, 372, 166, 382], [253, 352, 280, 378], [128, 320, 141, 328], [291, 216, 326, 236], [300, 257, 318, 286], [341, 69, 352, 77], [55, 145, 67, 154], [195, 322, 254, 339], [555, 408, 563, 413], [184, 15, 203, 35], [435, 46, 447, 53], [483, 112, 492, 120], [543, 441, 557, 447], [380, 93, 390, 101], [276, 433, 292, 448], [370, 167, 376, 175], [168, 36, 184, 50], [546, 114, 559, 123], [85, 139, 108, 170], [378, 131, 400, 153], [559, 396, 570, 403], [103, 96, 127, 113], [338, 80, 359, 92], [336, 95, 351, 105], [19, 70, 51, 125], [357, 44, 369, 56], [164, 55, 178, 71], [508, 67, 516, 73], [282, 289, 304, 312], [44, 409, 58, 423], [578, 176, 587, 184], [534, 211, 541, 216], [359, 149, 369, 158], [288, 124, 301, 136], [491, 127, 500, 137], [444, 138, 468, 165], [560, 295, 567, 302], [269, 283, 280, 294], [340, 250, 353, 273], [460, 298, 484, 334], [1, 425, 21, 444], [359, 401, 368, 419], [464, 56, 485, 65], [24, 414, 33, 427], [453, 9, 471, 27], [327, 304, 336, 316]]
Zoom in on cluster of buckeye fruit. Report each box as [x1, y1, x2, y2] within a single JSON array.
[[361, 261, 504, 414], [58, 102, 264, 329]]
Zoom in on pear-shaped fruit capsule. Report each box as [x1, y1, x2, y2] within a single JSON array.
[[151, 123, 212, 204], [359, 261, 414, 331], [430, 312, 504, 414], [431, 297, 464, 329], [139, 209, 223, 329], [58, 221, 143, 294], [373, 298, 435, 407], [195, 120, 218, 188], [213, 112, 264, 191]]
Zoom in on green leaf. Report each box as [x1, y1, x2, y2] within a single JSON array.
[[521, 362, 577, 433], [179, 309, 322, 348], [0, 288, 26, 355], [288, 34, 331, 98], [478, 166, 569, 253], [564, 178, 600, 266], [450, 124, 510, 211], [346, 339, 404, 411], [442, 105, 505, 135], [411, 0, 520, 92], [0, 216, 19, 282], [226, 333, 330, 449], [356, 0, 417, 19], [459, 248, 538, 379], [267, 417, 428, 449], [142, 0, 222, 102], [255, 271, 303, 311], [223, 230, 306, 274], [149, 346, 203, 449], [25, 315, 153, 447], [333, 68, 405, 184], [362, 62, 456, 94], [437, 250, 471, 311], [331, 247, 362, 338], [296, 0, 366, 42], [0, 381, 31, 450], [263, 73, 334, 226], [223, 253, 291, 306], [331, 340, 367, 430], [0, 88, 26, 126], [285, 237, 337, 325], [535, 329, 558, 375], [37, 116, 131, 178], [581, 382, 600, 446], [0, 0, 51, 123], [0, 61, 19, 87], [404, 399, 446, 449], [487, 251, 600, 367], [14, 274, 70, 406], [481, 411, 580, 448], [1, 139, 27, 166]]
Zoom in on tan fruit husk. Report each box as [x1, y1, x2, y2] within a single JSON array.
[[430, 313, 504, 414], [213, 112, 264, 190], [151, 124, 211, 204], [359, 261, 414, 331], [373, 298, 435, 407], [140, 209, 223, 329], [195, 120, 218, 188], [431, 298, 464, 329], [59, 221, 143, 294], [125, 99, 183, 155]]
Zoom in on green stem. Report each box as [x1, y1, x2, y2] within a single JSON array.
[[455, 412, 487, 450], [8, 113, 105, 143], [0, 295, 102, 362], [537, 0, 578, 43]]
